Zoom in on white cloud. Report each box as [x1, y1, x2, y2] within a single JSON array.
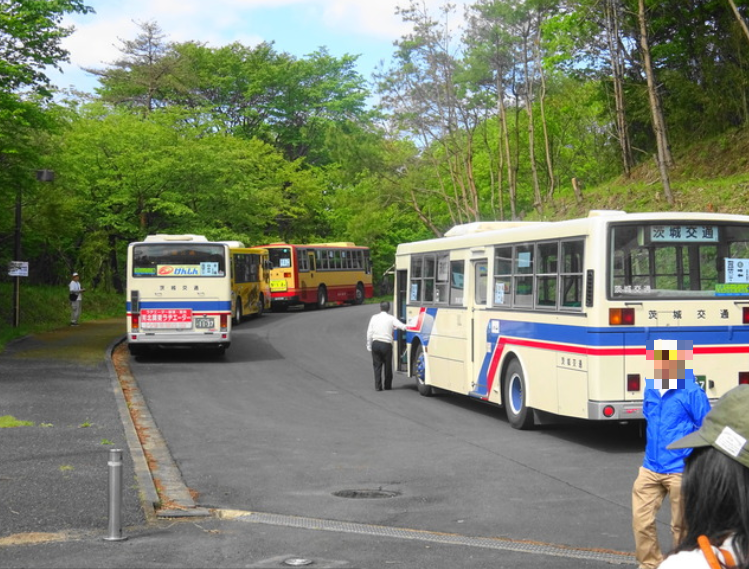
[[49, 0, 469, 92]]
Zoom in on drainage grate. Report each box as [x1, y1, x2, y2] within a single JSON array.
[[221, 509, 637, 566], [332, 489, 400, 499]]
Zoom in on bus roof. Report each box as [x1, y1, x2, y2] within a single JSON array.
[[143, 234, 209, 243], [262, 242, 363, 248], [398, 210, 749, 254]]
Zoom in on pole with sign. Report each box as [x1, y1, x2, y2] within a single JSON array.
[[12, 184, 22, 327], [9, 170, 55, 328]]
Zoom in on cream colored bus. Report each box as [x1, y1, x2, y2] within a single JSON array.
[[127, 234, 235, 356], [394, 211, 749, 429]]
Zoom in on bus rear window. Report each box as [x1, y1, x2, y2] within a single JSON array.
[[269, 248, 293, 269], [131, 244, 226, 277], [610, 222, 749, 298]]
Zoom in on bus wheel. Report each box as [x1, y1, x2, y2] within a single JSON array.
[[503, 359, 534, 430], [233, 299, 243, 325], [354, 283, 365, 305], [256, 295, 265, 317], [413, 344, 434, 396], [316, 286, 327, 309]]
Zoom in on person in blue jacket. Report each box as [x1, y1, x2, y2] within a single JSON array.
[[632, 339, 711, 569]]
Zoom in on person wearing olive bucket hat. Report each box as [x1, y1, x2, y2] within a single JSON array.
[[659, 384, 749, 569]]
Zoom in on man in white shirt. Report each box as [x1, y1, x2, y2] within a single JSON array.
[[366, 301, 407, 391], [68, 272, 85, 326]]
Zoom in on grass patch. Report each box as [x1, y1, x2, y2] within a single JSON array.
[[0, 283, 123, 352], [0, 415, 35, 428]]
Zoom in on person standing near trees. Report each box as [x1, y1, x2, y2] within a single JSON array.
[[366, 301, 407, 391], [68, 272, 85, 326]]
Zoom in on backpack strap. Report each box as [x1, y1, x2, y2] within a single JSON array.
[[698, 535, 737, 569]]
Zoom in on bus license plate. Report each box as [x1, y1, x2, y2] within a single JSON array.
[[195, 318, 215, 329]]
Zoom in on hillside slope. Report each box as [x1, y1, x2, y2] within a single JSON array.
[[534, 127, 749, 221]]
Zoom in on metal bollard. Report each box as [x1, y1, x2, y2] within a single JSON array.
[[103, 449, 128, 541]]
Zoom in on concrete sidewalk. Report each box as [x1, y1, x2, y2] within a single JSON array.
[[0, 321, 635, 568], [0, 320, 145, 542]]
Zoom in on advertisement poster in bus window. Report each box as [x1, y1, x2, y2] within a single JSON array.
[[437, 257, 449, 282], [725, 259, 749, 283]]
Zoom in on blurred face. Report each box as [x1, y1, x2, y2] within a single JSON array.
[[653, 358, 685, 385], [647, 341, 692, 389]]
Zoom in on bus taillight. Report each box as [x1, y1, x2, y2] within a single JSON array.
[[743, 307, 749, 324], [609, 308, 635, 325], [602, 405, 616, 418], [220, 314, 228, 329], [739, 372, 749, 385], [131, 314, 140, 330], [627, 374, 641, 392]]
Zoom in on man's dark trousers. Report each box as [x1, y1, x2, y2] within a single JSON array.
[[372, 340, 393, 390]]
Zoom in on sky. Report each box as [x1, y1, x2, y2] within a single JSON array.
[[48, 0, 468, 95]]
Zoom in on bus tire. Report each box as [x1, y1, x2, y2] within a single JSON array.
[[316, 285, 327, 309], [233, 299, 243, 325], [413, 344, 434, 396], [503, 359, 534, 430], [256, 295, 265, 317], [354, 283, 365, 305]]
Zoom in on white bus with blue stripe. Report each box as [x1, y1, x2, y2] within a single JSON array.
[[394, 211, 749, 429], [126, 234, 234, 356]]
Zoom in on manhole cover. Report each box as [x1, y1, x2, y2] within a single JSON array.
[[283, 559, 313, 567], [332, 489, 400, 499]]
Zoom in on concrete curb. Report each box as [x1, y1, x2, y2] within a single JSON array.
[[107, 338, 210, 519], [106, 335, 158, 521]]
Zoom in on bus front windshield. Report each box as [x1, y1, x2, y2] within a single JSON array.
[[131, 244, 227, 277], [610, 222, 749, 298]]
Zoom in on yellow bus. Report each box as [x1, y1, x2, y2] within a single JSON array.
[[229, 245, 272, 323], [394, 211, 749, 429], [259, 242, 373, 311]]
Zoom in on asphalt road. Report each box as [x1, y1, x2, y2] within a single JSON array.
[[123, 303, 675, 567]]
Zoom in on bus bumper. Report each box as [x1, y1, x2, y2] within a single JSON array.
[[270, 295, 301, 308], [587, 401, 643, 421], [128, 332, 230, 347]]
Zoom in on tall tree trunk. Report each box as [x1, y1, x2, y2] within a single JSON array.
[[533, 16, 555, 201], [728, 0, 749, 44], [522, 30, 542, 214], [638, 0, 674, 205], [605, 0, 633, 177], [498, 74, 516, 220]]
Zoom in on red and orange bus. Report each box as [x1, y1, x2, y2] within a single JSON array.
[[259, 242, 373, 311]]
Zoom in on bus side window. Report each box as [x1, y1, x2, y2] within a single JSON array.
[[410, 256, 423, 302], [536, 242, 558, 308], [450, 260, 464, 305], [435, 255, 449, 303], [513, 244, 534, 308], [562, 240, 584, 309], [494, 246, 512, 307], [475, 261, 488, 305], [423, 255, 436, 302]]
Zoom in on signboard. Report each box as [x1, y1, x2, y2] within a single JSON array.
[[140, 308, 192, 329], [8, 261, 28, 277]]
